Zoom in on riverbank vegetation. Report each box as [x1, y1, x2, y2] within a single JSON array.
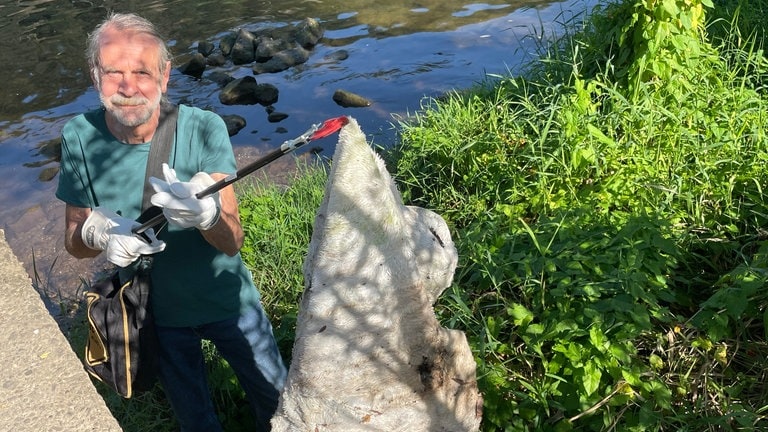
[[90, 0, 768, 430], [385, 0, 768, 429]]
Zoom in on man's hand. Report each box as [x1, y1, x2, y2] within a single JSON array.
[[149, 163, 221, 230], [81, 207, 166, 267]]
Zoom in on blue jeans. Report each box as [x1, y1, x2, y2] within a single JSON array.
[[155, 300, 287, 432]]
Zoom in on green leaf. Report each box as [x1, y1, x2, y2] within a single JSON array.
[[587, 124, 616, 146], [608, 343, 633, 364], [507, 303, 534, 327], [724, 291, 747, 318], [582, 361, 602, 396], [649, 353, 664, 370], [622, 368, 643, 387], [647, 379, 672, 410], [589, 326, 607, 351], [553, 419, 574, 432], [554, 341, 584, 364], [526, 323, 545, 336]]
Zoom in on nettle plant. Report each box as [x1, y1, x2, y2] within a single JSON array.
[[592, 0, 718, 100]]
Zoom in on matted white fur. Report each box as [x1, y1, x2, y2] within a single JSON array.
[[271, 117, 482, 431]]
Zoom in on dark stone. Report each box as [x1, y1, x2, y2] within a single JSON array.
[[219, 77, 280, 106], [206, 52, 226, 67], [332, 89, 372, 108], [252, 47, 310, 74], [219, 32, 236, 56], [221, 114, 247, 136], [252, 59, 290, 74], [219, 76, 260, 105], [197, 41, 215, 57], [35, 138, 61, 161], [177, 53, 206, 78], [267, 112, 289, 123], [324, 50, 349, 62], [206, 71, 235, 87], [231, 29, 256, 65], [255, 36, 293, 62], [294, 17, 323, 48], [254, 83, 279, 106], [38, 166, 59, 182]]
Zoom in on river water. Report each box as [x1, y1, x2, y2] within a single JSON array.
[[0, 0, 594, 307]]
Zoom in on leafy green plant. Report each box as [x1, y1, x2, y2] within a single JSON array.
[[389, 0, 768, 429], [582, 0, 718, 101]]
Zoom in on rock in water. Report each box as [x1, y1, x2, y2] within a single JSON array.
[[177, 52, 206, 78], [271, 117, 482, 431], [332, 89, 371, 107]]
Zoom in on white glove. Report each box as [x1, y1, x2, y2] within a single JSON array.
[[81, 207, 166, 267], [149, 163, 221, 230]]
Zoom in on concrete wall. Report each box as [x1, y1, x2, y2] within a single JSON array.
[[0, 229, 122, 432]]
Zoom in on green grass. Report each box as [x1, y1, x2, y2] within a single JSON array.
[[387, 0, 768, 430]]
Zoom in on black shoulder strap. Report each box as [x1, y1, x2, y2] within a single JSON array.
[[141, 102, 178, 215]]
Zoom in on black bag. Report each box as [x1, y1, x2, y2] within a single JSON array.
[[84, 257, 158, 398], [81, 102, 178, 398]]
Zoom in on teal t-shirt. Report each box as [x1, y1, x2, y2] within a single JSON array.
[[56, 104, 261, 327]]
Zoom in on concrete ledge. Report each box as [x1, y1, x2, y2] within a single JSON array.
[[0, 229, 122, 432]]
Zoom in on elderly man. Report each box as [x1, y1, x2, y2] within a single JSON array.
[[56, 12, 286, 431]]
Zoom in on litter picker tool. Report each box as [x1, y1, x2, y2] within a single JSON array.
[[133, 115, 349, 236]]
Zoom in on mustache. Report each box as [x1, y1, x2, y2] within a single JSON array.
[[109, 95, 149, 106]]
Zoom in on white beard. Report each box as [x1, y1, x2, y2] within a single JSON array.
[[100, 88, 161, 127]]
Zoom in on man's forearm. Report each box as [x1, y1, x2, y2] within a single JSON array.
[[65, 220, 101, 258], [199, 185, 244, 256]]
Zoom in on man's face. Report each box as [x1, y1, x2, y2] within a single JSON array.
[[94, 28, 170, 127]]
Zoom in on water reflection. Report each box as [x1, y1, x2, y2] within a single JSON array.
[[1, 0, 561, 118], [0, 0, 595, 302]]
